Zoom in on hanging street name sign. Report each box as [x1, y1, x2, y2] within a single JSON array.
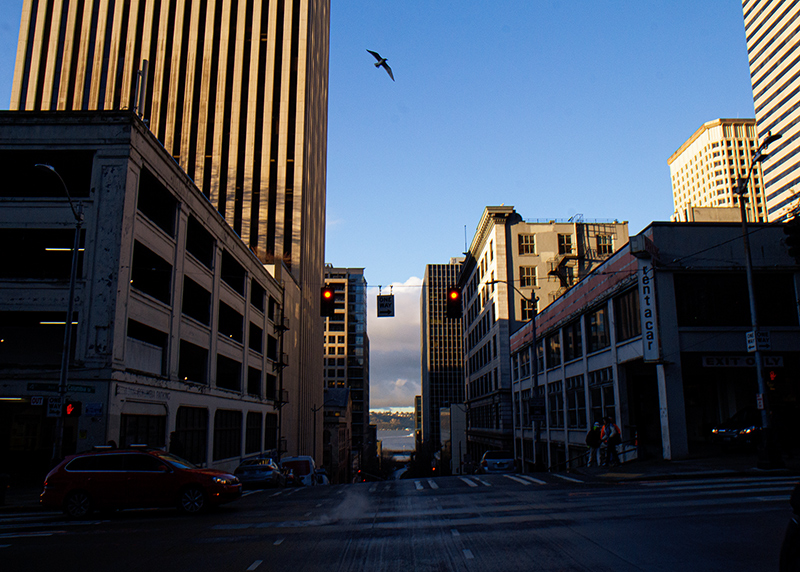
[[377, 294, 395, 317]]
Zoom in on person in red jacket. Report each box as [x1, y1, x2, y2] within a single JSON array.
[[601, 417, 622, 466]]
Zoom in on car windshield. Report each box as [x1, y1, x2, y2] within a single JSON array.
[[483, 451, 513, 460], [156, 451, 198, 470], [282, 460, 312, 476]]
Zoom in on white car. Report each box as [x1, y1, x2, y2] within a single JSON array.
[[280, 456, 316, 486]]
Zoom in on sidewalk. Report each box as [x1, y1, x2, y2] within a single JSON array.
[[0, 481, 45, 513], [574, 452, 800, 482]]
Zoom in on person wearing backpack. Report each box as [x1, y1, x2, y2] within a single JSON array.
[[601, 417, 622, 466], [585, 422, 602, 467]]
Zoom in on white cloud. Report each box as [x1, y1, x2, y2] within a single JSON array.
[[366, 277, 422, 410]]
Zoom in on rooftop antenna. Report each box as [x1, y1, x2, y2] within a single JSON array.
[[134, 60, 150, 125]]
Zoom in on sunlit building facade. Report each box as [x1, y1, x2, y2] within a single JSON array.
[[743, 0, 800, 221], [668, 119, 766, 223]]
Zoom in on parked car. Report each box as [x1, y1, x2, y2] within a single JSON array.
[[40, 447, 241, 518], [479, 450, 515, 474], [280, 456, 316, 486], [234, 457, 286, 489], [711, 407, 763, 447]]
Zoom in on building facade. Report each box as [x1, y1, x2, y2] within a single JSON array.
[[420, 259, 464, 452], [510, 223, 800, 471], [322, 266, 369, 472], [459, 206, 628, 462], [0, 112, 307, 478], [668, 119, 767, 223], [743, 0, 800, 221], [11, 0, 330, 457], [321, 387, 351, 484]]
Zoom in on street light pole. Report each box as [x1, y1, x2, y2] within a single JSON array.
[[733, 132, 782, 469], [36, 164, 84, 465], [485, 279, 538, 471]]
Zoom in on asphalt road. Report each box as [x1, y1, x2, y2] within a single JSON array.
[[1, 472, 796, 572]]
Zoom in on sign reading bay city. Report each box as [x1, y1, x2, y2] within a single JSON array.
[[377, 294, 395, 317]]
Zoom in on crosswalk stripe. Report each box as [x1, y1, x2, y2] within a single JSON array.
[[503, 474, 532, 485], [459, 477, 479, 487], [552, 474, 583, 483], [427, 479, 439, 489], [474, 477, 492, 487], [414, 480, 424, 490], [517, 474, 547, 485]]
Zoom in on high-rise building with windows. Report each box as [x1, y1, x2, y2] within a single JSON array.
[[420, 259, 464, 451], [459, 206, 628, 462], [742, 0, 800, 221], [11, 0, 330, 459], [322, 266, 369, 469], [668, 119, 766, 223]]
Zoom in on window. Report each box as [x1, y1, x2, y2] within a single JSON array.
[[563, 320, 582, 361], [521, 297, 536, 321], [216, 355, 242, 391], [265, 413, 278, 449], [0, 228, 85, 280], [186, 216, 215, 269], [596, 235, 613, 255], [182, 277, 211, 325], [546, 333, 561, 368], [137, 168, 177, 237], [245, 412, 262, 454], [518, 234, 536, 255], [131, 241, 172, 304], [213, 410, 242, 461], [218, 302, 243, 343], [179, 340, 208, 384], [249, 323, 263, 353], [250, 280, 265, 312], [586, 306, 610, 352], [566, 375, 586, 428], [173, 407, 208, 465], [614, 288, 640, 342], [519, 266, 536, 287], [558, 234, 573, 254], [548, 381, 564, 428], [220, 251, 246, 295], [247, 367, 262, 396]]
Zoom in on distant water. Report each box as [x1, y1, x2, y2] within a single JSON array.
[[378, 429, 415, 452]]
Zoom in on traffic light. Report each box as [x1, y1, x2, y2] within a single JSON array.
[[784, 216, 800, 264], [446, 287, 462, 319], [63, 400, 82, 417], [320, 285, 335, 317]]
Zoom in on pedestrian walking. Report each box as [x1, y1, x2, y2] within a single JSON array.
[[601, 417, 622, 466], [585, 422, 602, 467]]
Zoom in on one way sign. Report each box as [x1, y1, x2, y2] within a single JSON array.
[[377, 295, 395, 317]]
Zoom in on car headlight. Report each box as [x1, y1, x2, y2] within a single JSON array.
[[711, 428, 718, 434], [739, 426, 758, 435], [212, 476, 237, 485]]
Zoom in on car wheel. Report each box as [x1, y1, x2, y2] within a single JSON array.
[[178, 485, 207, 514], [64, 490, 92, 519]]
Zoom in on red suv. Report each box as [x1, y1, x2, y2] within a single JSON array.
[[41, 448, 242, 517]]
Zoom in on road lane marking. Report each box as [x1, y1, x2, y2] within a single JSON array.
[[553, 474, 583, 483], [427, 480, 439, 489], [369, 485, 378, 493], [517, 474, 547, 485], [463, 549, 474, 560], [459, 477, 478, 487], [503, 475, 532, 485], [315, 504, 323, 508], [247, 560, 262, 570], [274, 538, 284, 545], [474, 477, 492, 487], [242, 490, 261, 497], [270, 491, 283, 497], [414, 480, 424, 490], [303, 512, 312, 517], [0, 532, 58, 539], [451, 529, 460, 537]]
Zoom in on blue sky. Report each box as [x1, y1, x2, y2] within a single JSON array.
[[0, 2, 757, 409]]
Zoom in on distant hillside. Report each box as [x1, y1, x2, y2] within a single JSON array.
[[370, 410, 415, 431]]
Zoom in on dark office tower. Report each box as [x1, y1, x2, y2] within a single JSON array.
[[420, 259, 465, 453], [11, 0, 329, 276], [742, 0, 800, 221], [322, 266, 370, 468]]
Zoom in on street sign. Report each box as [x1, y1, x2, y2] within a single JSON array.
[[47, 397, 63, 418], [746, 331, 771, 352], [30, 396, 44, 406], [377, 294, 395, 317], [756, 393, 764, 410]]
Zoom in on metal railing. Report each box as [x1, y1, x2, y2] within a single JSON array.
[[546, 438, 639, 473]]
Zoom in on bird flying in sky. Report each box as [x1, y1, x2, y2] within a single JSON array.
[[367, 50, 394, 81]]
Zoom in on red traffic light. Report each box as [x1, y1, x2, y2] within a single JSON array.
[[320, 286, 335, 317], [446, 287, 462, 319]]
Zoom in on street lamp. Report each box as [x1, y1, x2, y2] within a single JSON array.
[[733, 131, 782, 469], [485, 279, 538, 471], [35, 164, 84, 465]]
